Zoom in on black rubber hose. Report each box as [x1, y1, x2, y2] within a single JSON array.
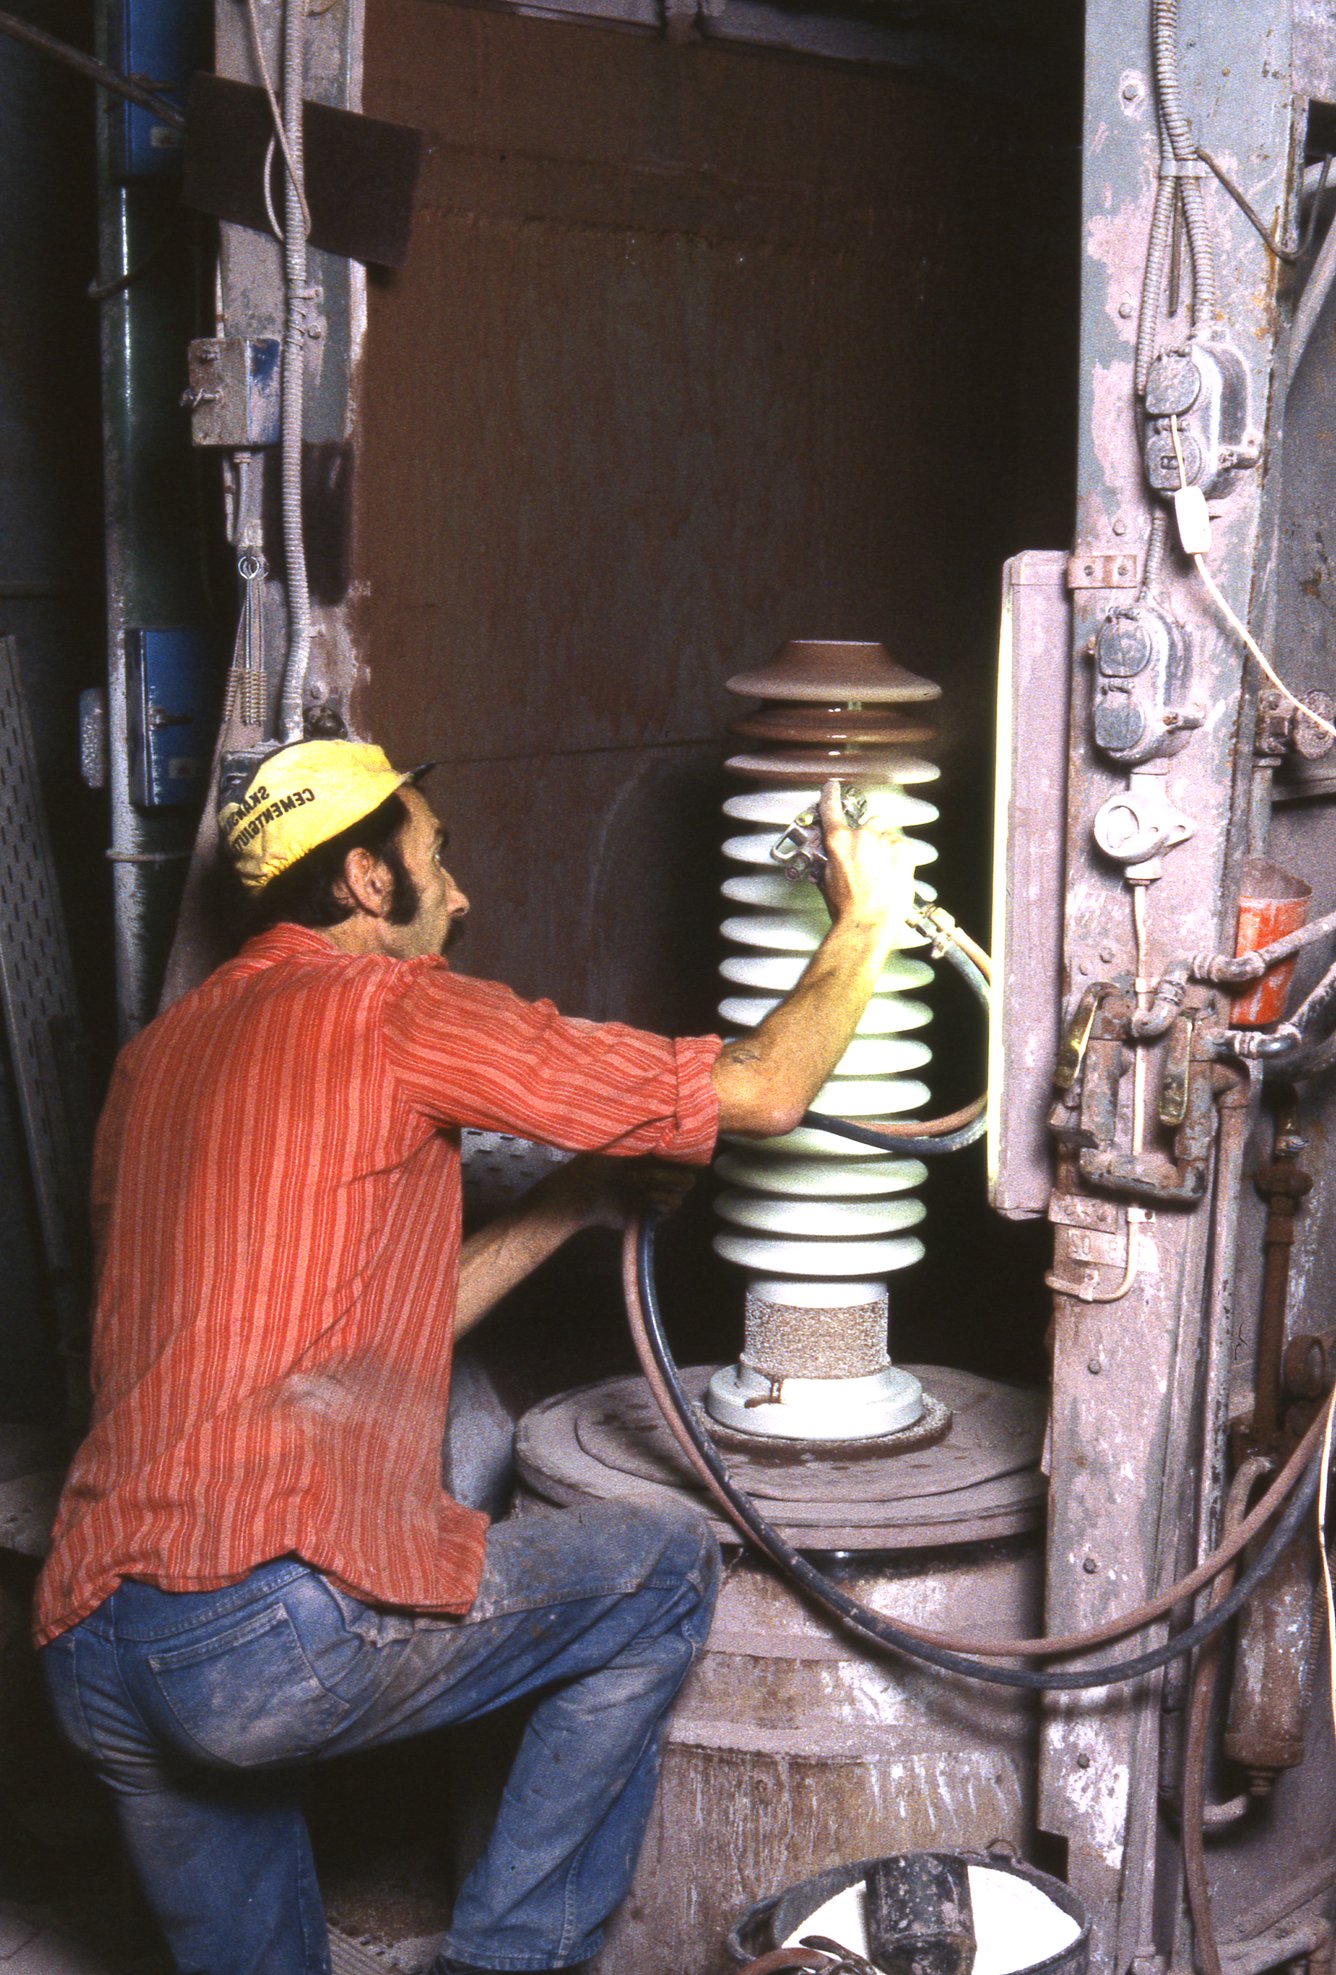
[[802, 1110, 985, 1158], [634, 1214, 1324, 1693], [804, 935, 990, 1158], [1279, 1029, 1336, 1082]]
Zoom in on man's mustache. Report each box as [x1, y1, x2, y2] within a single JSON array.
[[443, 916, 467, 954]]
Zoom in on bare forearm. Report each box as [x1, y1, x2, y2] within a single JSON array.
[[453, 1155, 696, 1335], [710, 914, 898, 1136], [455, 1194, 588, 1337]]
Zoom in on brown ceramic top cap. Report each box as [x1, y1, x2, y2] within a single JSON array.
[[726, 639, 941, 706]]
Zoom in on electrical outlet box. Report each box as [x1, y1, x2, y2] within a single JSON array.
[[185, 339, 282, 447], [1092, 600, 1200, 764], [125, 628, 212, 808], [1142, 340, 1255, 498]]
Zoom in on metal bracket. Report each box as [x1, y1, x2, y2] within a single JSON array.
[[1050, 985, 1224, 1205], [1068, 551, 1141, 592], [770, 786, 868, 882]]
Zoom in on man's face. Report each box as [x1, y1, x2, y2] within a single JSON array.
[[391, 787, 470, 959]]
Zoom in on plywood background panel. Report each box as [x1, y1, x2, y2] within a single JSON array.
[[360, 0, 1062, 1040]]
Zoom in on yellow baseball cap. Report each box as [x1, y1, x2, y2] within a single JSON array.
[[219, 740, 431, 892]]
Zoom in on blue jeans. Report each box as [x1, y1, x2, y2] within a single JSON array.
[[41, 1499, 719, 1975]]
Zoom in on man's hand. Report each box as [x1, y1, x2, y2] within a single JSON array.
[[455, 1155, 695, 1336], [818, 779, 917, 933], [532, 1153, 696, 1231], [710, 779, 916, 1138]]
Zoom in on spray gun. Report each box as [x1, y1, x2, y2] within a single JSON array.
[[769, 786, 869, 882], [769, 791, 956, 959]]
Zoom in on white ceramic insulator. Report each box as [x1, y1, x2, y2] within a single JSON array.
[[713, 1230, 926, 1278], [714, 1151, 928, 1196], [711, 778, 939, 1293]]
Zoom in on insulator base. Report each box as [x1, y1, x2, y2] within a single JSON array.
[[705, 1360, 926, 1440], [742, 1287, 889, 1380]]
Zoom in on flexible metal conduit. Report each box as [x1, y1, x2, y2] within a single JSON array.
[[1277, 1028, 1336, 1081], [277, 0, 311, 743], [1218, 960, 1336, 1067], [623, 1212, 1327, 1691], [1152, 0, 1217, 321], [1136, 1, 1217, 408], [1136, 157, 1179, 396]]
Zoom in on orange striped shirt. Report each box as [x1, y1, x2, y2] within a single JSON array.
[[34, 925, 721, 1646]]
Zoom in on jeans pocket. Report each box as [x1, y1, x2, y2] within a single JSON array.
[[146, 1602, 353, 1768], [40, 1635, 93, 1757]]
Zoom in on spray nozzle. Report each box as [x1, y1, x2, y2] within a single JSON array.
[[769, 785, 868, 883]]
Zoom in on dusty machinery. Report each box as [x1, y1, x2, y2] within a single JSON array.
[[67, 0, 1336, 1969], [518, 640, 1044, 1972]]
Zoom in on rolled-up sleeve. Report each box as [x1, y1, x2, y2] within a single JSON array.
[[383, 962, 722, 1164]]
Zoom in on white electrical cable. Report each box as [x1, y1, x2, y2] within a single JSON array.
[[241, 0, 312, 237], [1133, 878, 1148, 974], [262, 135, 282, 243], [1320, 1381, 1336, 1744], [1191, 555, 1336, 740], [1165, 415, 1336, 741], [1044, 1206, 1145, 1305], [1131, 882, 1150, 1158]]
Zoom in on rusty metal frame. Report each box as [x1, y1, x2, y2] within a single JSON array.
[[1032, 5, 1334, 1971]]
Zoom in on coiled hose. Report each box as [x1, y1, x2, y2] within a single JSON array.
[[621, 895, 1328, 1689], [622, 1217, 1328, 1693], [803, 914, 989, 1158]]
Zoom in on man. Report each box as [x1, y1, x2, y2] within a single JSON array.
[[35, 739, 914, 1975]]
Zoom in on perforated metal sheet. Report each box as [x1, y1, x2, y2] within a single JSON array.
[[460, 1128, 571, 1220], [0, 637, 88, 1288]]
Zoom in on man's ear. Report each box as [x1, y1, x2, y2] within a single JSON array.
[[334, 847, 393, 918]]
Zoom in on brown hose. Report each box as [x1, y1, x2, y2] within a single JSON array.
[[622, 1218, 1329, 1660], [1180, 1458, 1271, 1975], [852, 917, 987, 1140], [948, 924, 992, 982], [844, 1094, 986, 1140], [875, 917, 988, 1137]]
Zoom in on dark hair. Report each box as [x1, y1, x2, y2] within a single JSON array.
[[240, 791, 419, 936]]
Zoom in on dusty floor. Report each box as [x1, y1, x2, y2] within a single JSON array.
[[1, 1698, 480, 1974]]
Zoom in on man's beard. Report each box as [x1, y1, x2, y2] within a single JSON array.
[[386, 859, 466, 956]]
